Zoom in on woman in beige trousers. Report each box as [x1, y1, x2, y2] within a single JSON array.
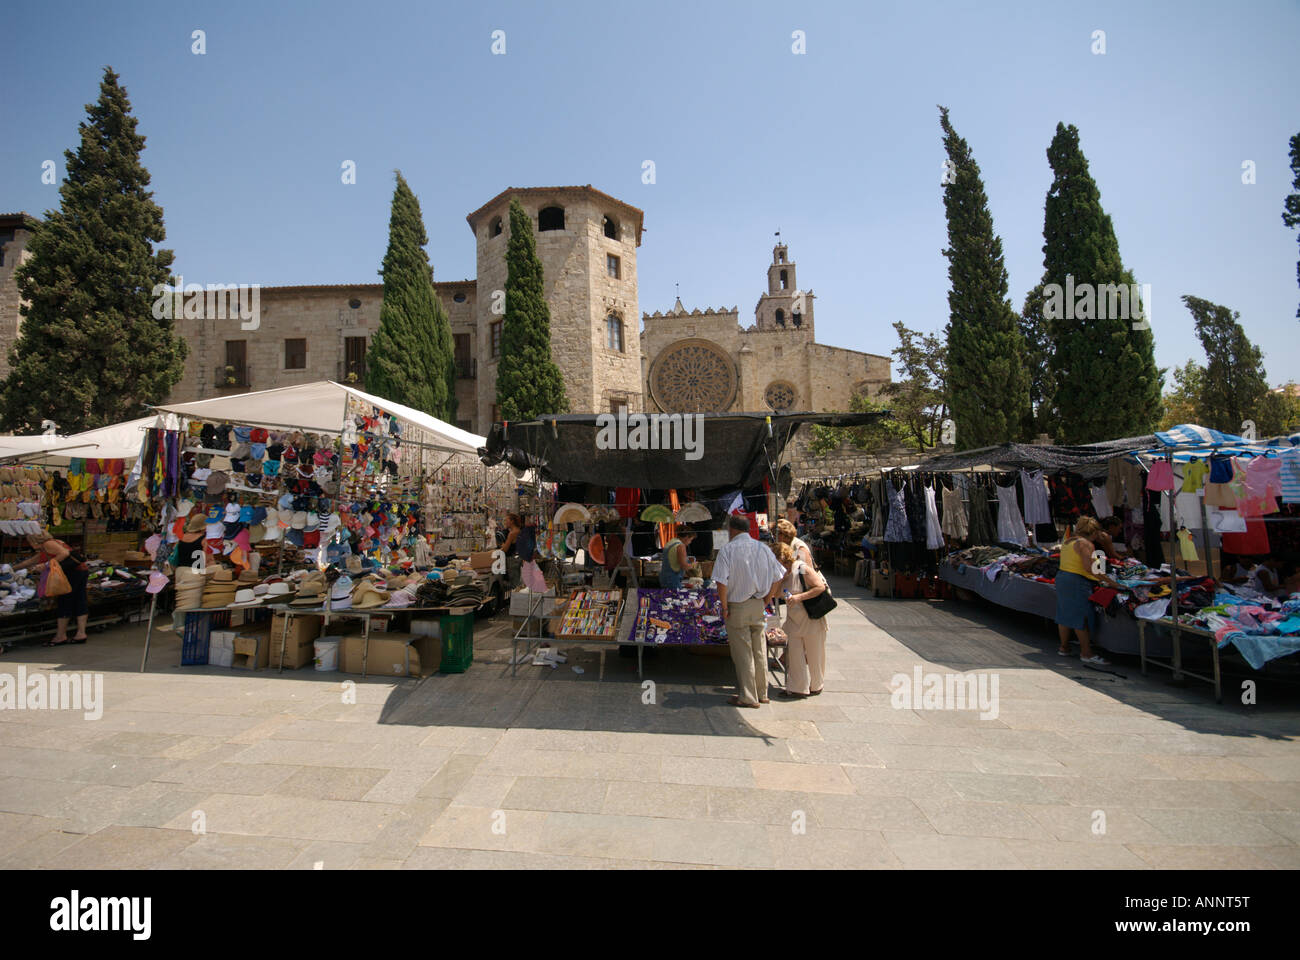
[[771, 542, 828, 698]]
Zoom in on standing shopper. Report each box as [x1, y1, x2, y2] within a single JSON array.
[[776, 518, 815, 569], [1056, 516, 1122, 665], [13, 529, 90, 645], [772, 542, 829, 698], [713, 514, 787, 708]]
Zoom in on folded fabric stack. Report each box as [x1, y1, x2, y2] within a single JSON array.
[[445, 578, 486, 608]]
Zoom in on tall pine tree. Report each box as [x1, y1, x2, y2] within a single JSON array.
[[1, 67, 186, 433], [938, 106, 1028, 450], [1283, 132, 1300, 319], [1038, 123, 1162, 442], [496, 198, 568, 420], [1019, 284, 1054, 439], [1181, 295, 1269, 434], [365, 172, 456, 421]]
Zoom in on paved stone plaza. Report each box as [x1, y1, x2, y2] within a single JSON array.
[[1, 579, 1297, 869]]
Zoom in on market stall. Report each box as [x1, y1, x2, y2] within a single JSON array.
[[484, 411, 881, 674]]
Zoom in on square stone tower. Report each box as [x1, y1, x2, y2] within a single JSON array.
[[0, 212, 39, 382], [466, 186, 644, 421], [754, 243, 814, 334]]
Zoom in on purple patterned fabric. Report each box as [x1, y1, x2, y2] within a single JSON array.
[[634, 586, 728, 645]]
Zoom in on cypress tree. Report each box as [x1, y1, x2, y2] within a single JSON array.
[[938, 106, 1029, 449], [1038, 123, 1162, 442], [496, 198, 568, 420], [1283, 132, 1300, 319], [1, 67, 186, 433], [1181, 295, 1269, 434], [365, 172, 456, 421], [1019, 284, 1054, 440]]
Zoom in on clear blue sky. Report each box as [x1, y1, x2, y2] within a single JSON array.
[[5, 0, 1298, 385]]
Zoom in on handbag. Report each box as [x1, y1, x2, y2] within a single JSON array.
[[44, 558, 72, 598], [799, 570, 837, 620]]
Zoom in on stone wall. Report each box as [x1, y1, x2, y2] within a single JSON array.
[[783, 430, 954, 484]]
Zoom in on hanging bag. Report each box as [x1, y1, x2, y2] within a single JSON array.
[[799, 568, 837, 620], [44, 557, 72, 598]]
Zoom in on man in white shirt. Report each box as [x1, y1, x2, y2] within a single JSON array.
[[713, 513, 787, 707]]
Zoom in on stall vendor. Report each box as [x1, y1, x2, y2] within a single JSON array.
[[499, 513, 523, 556], [659, 526, 700, 589]]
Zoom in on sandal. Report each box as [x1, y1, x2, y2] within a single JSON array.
[[42, 638, 70, 647], [808, 688, 823, 696], [778, 689, 809, 699], [727, 695, 760, 709]]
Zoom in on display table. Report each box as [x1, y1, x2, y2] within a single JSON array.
[[511, 585, 729, 679], [939, 560, 1151, 656], [1138, 619, 1223, 703]]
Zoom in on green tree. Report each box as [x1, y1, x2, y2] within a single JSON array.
[[1255, 389, 1300, 437], [1283, 132, 1300, 319], [1182, 295, 1270, 434], [365, 172, 456, 420], [807, 391, 908, 455], [1, 67, 186, 433], [938, 106, 1028, 450], [1038, 123, 1162, 442], [1019, 284, 1054, 439], [880, 321, 949, 451], [1157, 360, 1206, 431], [496, 198, 568, 420]]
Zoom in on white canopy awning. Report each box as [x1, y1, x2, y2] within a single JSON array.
[[0, 416, 157, 463], [152, 381, 485, 455]]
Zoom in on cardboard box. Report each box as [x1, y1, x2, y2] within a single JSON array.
[[1176, 545, 1220, 578], [232, 625, 271, 670], [270, 613, 322, 648], [268, 637, 315, 669], [340, 634, 421, 677], [469, 550, 496, 572], [409, 632, 441, 676]]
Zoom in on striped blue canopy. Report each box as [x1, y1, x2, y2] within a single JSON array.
[[1154, 424, 1250, 447]]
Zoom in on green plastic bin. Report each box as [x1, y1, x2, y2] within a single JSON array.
[[439, 612, 475, 673]]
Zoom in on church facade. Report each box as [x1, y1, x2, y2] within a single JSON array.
[[1, 187, 890, 434]]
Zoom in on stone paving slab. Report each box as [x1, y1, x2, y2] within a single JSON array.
[[0, 576, 1296, 868]]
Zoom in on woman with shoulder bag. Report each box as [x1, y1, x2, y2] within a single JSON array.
[[13, 528, 91, 645], [770, 542, 833, 698]]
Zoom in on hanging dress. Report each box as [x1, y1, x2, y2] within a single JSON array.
[[940, 481, 969, 541], [995, 479, 1028, 546], [884, 480, 911, 542], [924, 483, 945, 550], [966, 479, 997, 546], [1020, 469, 1052, 526]]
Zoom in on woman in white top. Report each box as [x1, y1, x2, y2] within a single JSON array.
[[772, 541, 829, 698]]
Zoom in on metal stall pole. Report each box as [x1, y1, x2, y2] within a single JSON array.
[[1165, 453, 1182, 681]]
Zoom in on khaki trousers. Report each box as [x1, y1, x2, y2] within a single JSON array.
[[784, 603, 828, 695], [726, 597, 768, 704]]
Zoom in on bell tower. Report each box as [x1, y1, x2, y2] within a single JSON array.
[[755, 242, 813, 333]]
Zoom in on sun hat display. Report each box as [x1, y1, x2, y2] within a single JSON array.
[[640, 504, 674, 523], [230, 588, 264, 607], [352, 582, 390, 609], [290, 580, 325, 606], [266, 581, 293, 598], [552, 502, 591, 526]]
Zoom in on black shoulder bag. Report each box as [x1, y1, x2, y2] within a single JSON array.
[[800, 569, 837, 620]]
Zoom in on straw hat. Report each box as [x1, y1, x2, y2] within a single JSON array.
[[230, 588, 264, 607], [351, 582, 390, 609], [289, 580, 325, 606]]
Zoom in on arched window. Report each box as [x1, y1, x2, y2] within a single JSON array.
[[490, 216, 503, 237], [792, 311, 802, 328], [538, 206, 565, 232], [606, 314, 625, 353], [774, 309, 785, 327], [603, 215, 618, 240], [779, 269, 788, 289]]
